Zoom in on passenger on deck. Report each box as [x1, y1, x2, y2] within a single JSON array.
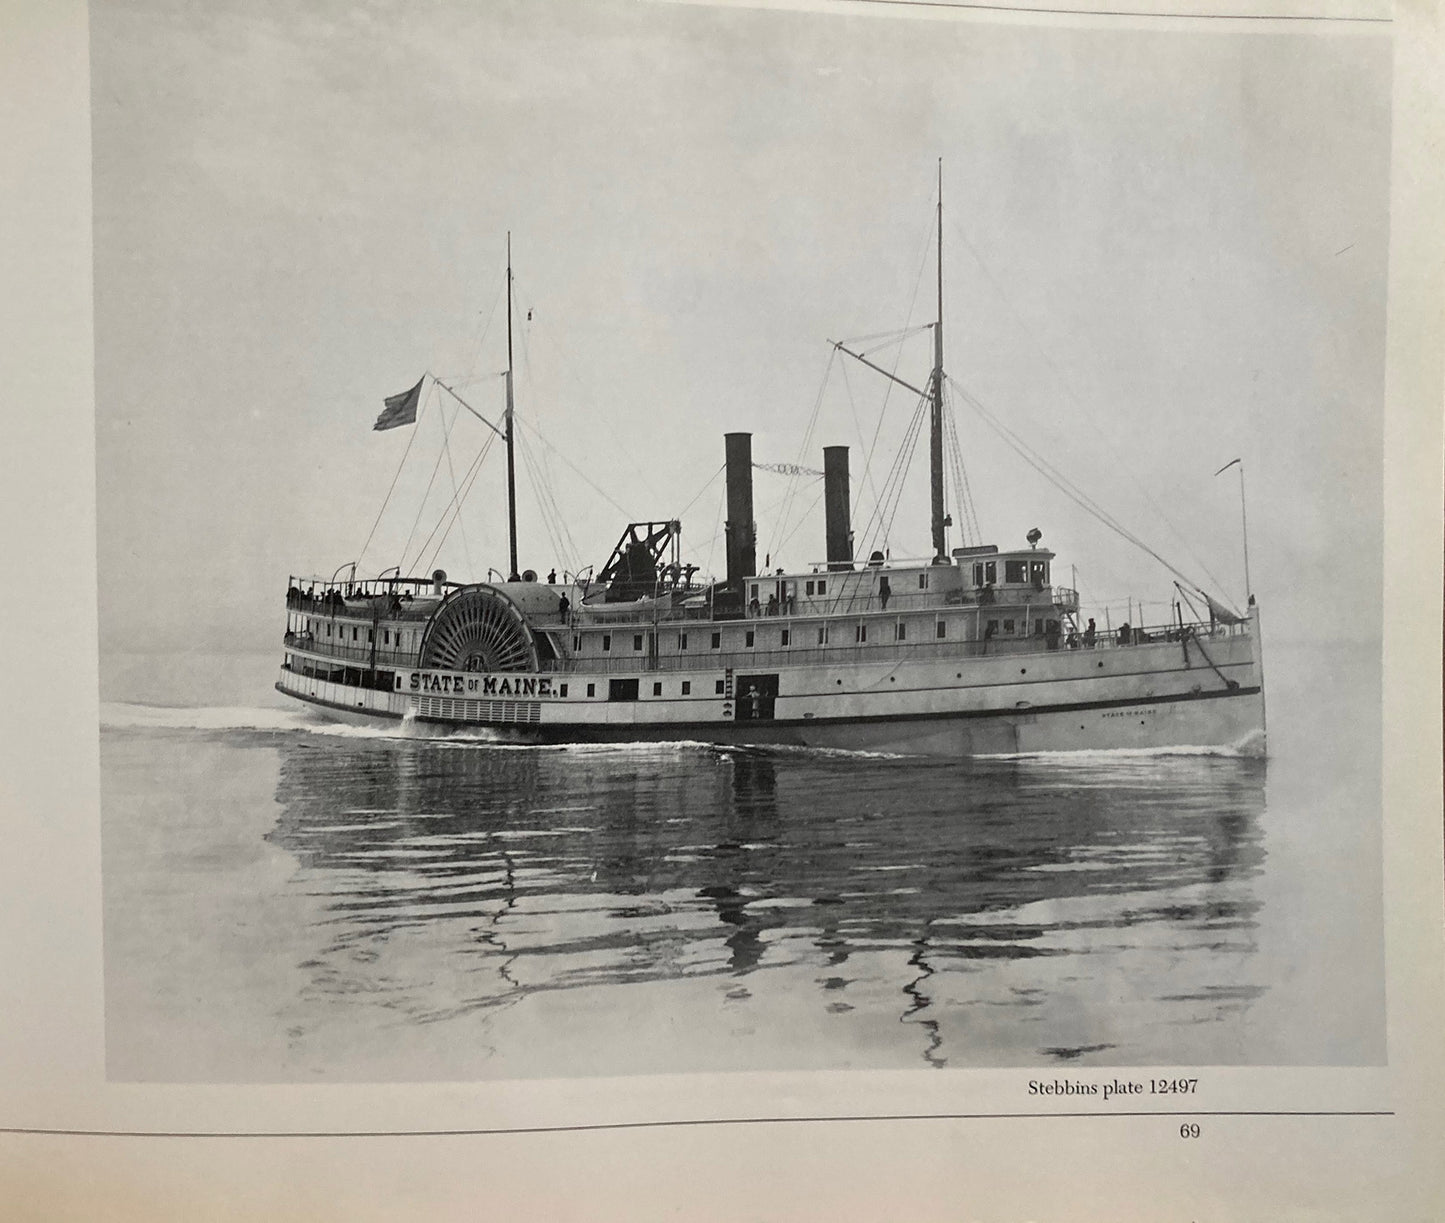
[[749, 596, 760, 618], [547, 568, 557, 584], [1083, 618, 1096, 648], [766, 593, 779, 617], [1118, 622, 1132, 646], [557, 593, 570, 622]]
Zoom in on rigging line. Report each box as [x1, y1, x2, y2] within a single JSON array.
[[522, 321, 663, 508], [517, 433, 565, 570], [860, 396, 929, 561], [943, 387, 982, 545], [840, 359, 884, 534], [519, 431, 579, 573], [463, 275, 506, 385], [439, 391, 475, 578], [705, 483, 725, 580], [357, 386, 424, 569], [943, 403, 965, 546], [511, 377, 582, 570], [837, 324, 936, 355], [397, 386, 457, 573], [774, 348, 838, 563], [857, 201, 937, 533], [772, 486, 828, 558], [857, 394, 928, 557], [515, 415, 637, 522], [949, 376, 1151, 545], [411, 432, 494, 577], [956, 382, 1206, 591], [947, 217, 1233, 597], [675, 462, 726, 526], [419, 433, 496, 579]]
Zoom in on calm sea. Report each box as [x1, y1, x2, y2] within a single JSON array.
[[100, 642, 1383, 1080]]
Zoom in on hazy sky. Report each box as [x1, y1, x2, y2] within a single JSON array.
[[91, 0, 1390, 655]]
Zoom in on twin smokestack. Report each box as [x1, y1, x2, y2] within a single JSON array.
[[724, 432, 852, 591]]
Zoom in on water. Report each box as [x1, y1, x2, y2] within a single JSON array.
[[100, 643, 1383, 1080]]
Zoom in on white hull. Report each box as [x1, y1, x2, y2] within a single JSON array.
[[277, 631, 1266, 758]]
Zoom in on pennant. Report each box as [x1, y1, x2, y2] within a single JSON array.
[[1203, 592, 1245, 625], [374, 377, 424, 430]]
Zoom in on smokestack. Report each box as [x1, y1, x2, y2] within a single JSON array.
[[724, 432, 755, 590], [823, 445, 852, 571]]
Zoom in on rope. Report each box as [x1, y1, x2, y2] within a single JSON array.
[[396, 385, 457, 573], [357, 384, 424, 570], [951, 376, 1211, 594], [515, 415, 637, 522], [948, 214, 1237, 601], [419, 433, 496, 578]]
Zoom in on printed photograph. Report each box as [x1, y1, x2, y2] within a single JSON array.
[[95, 0, 1388, 1080]]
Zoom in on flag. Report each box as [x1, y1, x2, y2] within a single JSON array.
[[374, 376, 424, 430]]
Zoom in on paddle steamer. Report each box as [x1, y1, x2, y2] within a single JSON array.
[[277, 190, 1266, 756]]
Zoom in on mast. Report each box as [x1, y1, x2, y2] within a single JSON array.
[[930, 159, 947, 562], [505, 233, 520, 581]]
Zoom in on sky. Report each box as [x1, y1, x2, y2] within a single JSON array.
[[91, 0, 1391, 658]]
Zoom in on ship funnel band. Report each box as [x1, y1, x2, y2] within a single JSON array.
[[418, 584, 540, 672]]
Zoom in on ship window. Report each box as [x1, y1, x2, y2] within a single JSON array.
[[711, 631, 721, 649], [572, 634, 581, 650], [586, 683, 596, 697], [987, 619, 1000, 636], [750, 584, 759, 601], [326, 624, 332, 637], [383, 630, 390, 645], [896, 623, 906, 641], [1030, 560, 1049, 585], [973, 563, 984, 586], [682, 681, 691, 695], [653, 681, 663, 696], [560, 683, 569, 697], [679, 632, 688, 650], [368, 629, 374, 643], [715, 680, 725, 694], [352, 627, 359, 641], [1004, 619, 1016, 633], [1005, 561, 1026, 584], [937, 620, 947, 638], [1035, 619, 1044, 635], [817, 625, 828, 645], [805, 580, 815, 596], [984, 561, 996, 584], [918, 573, 928, 589], [602, 634, 612, 652], [781, 629, 790, 646], [633, 634, 643, 651], [855, 624, 866, 643], [745, 630, 755, 648], [817, 579, 827, 596]]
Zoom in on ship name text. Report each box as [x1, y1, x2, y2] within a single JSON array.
[[402, 670, 556, 698]]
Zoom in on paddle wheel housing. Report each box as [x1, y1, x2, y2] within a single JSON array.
[[417, 584, 540, 672]]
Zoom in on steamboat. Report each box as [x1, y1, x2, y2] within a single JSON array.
[[277, 191, 1266, 757]]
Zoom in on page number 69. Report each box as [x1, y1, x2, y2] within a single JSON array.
[[1179, 1123, 1201, 1139]]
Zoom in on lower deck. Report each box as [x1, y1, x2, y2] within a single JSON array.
[[276, 627, 1266, 757]]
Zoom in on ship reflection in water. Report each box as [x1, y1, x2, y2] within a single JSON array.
[[265, 737, 1267, 1072]]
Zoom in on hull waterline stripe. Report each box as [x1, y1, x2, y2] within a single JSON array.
[[278, 680, 1262, 732]]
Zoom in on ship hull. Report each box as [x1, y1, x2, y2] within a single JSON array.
[[278, 675, 1265, 757]]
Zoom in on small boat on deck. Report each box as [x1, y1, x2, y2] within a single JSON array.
[[276, 188, 1266, 757]]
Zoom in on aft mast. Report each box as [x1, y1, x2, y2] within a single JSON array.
[[930, 159, 947, 563], [505, 233, 520, 581]]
